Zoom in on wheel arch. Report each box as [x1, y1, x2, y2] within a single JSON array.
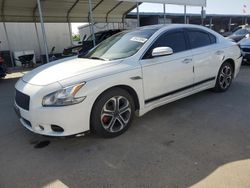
[[91, 84, 141, 114], [223, 58, 235, 75], [89, 84, 141, 132]]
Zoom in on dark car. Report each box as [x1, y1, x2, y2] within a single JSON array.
[[0, 54, 7, 78], [239, 37, 250, 64], [63, 29, 122, 56], [227, 28, 250, 42]]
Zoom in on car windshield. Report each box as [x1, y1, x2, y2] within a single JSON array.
[[234, 29, 248, 35], [84, 29, 158, 61]]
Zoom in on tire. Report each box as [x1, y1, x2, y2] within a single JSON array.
[[214, 61, 234, 92], [91, 88, 135, 138]]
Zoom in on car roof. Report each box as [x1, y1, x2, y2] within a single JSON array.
[[139, 24, 212, 31], [136, 24, 225, 43]]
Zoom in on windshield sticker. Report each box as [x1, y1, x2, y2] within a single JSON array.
[[130, 37, 148, 43]]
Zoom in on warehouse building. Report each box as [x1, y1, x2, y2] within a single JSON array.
[[127, 12, 250, 33]]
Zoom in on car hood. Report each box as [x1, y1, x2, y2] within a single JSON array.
[[22, 57, 122, 86], [239, 38, 250, 46]]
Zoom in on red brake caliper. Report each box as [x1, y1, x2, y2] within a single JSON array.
[[102, 116, 110, 126]]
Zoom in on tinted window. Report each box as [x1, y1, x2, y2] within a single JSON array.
[[188, 31, 211, 49], [143, 31, 187, 58], [209, 34, 217, 44]]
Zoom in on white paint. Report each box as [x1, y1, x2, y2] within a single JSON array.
[[0, 23, 71, 61], [15, 24, 241, 137]]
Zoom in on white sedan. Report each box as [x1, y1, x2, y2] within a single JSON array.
[[15, 24, 242, 138]]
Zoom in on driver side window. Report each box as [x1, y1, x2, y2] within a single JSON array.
[[143, 31, 187, 59]]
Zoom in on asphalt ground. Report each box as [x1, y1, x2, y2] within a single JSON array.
[[0, 66, 250, 188]]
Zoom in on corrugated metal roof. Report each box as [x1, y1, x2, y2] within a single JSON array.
[[128, 12, 250, 18], [0, 0, 137, 22], [119, 0, 206, 7]]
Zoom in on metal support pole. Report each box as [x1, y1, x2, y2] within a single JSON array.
[[88, 0, 96, 47], [184, 5, 187, 24], [201, 6, 204, 25], [3, 22, 14, 67], [209, 17, 213, 29], [37, 0, 49, 63], [137, 2, 140, 27], [34, 22, 43, 62], [122, 15, 126, 29], [163, 4, 166, 24], [228, 17, 232, 32], [68, 22, 73, 45]]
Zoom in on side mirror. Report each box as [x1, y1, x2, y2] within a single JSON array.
[[152, 47, 173, 57]]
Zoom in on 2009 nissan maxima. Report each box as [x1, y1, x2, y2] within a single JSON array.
[[14, 24, 242, 138]]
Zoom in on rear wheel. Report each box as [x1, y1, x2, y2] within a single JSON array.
[[91, 88, 135, 138], [214, 62, 233, 92]]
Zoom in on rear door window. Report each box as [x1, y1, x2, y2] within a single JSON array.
[[188, 30, 213, 49]]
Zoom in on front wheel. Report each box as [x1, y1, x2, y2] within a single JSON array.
[[214, 62, 233, 92], [91, 88, 135, 138]]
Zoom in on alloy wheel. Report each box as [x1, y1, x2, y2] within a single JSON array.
[[100, 96, 131, 133], [219, 65, 232, 90]]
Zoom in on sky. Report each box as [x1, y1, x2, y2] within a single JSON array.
[[72, 0, 250, 34], [133, 0, 250, 15]]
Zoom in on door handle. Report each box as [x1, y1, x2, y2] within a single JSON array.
[[182, 58, 192, 64], [215, 50, 224, 55]]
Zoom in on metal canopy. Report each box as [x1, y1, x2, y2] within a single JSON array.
[[118, 0, 206, 7], [0, 0, 137, 23], [120, 0, 207, 24]]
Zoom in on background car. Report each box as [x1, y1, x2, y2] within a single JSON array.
[[239, 37, 250, 64], [227, 27, 250, 42], [62, 29, 122, 57], [222, 24, 250, 37], [15, 24, 242, 138], [0, 55, 6, 78]]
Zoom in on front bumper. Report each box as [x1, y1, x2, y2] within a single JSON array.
[[14, 79, 92, 137], [241, 51, 250, 60]]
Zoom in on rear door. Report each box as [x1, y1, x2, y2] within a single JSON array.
[[186, 29, 222, 84]]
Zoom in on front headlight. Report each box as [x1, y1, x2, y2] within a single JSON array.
[[42, 82, 86, 107]]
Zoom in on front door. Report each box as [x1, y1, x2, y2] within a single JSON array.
[[139, 29, 194, 104]]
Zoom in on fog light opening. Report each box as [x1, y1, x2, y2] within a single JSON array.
[[39, 125, 44, 131], [51, 125, 64, 133]]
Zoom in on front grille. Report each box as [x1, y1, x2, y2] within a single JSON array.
[[242, 48, 250, 53], [15, 90, 30, 111]]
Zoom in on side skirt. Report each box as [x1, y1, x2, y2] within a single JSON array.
[[138, 78, 216, 116], [145, 77, 215, 104]]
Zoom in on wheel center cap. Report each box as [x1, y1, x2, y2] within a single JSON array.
[[114, 111, 119, 117]]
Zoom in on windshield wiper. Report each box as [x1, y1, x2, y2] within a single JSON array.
[[89, 56, 109, 61]]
